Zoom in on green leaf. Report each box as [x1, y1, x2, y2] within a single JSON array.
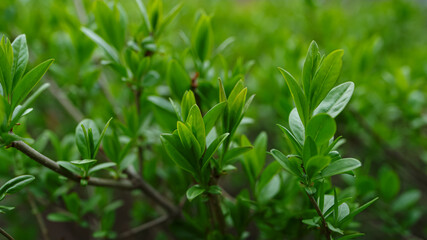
[[167, 60, 191, 99], [0, 175, 35, 201], [88, 162, 117, 175], [10, 83, 50, 126], [340, 197, 378, 224], [306, 156, 330, 180], [47, 212, 78, 222], [187, 105, 206, 151], [12, 59, 53, 107], [192, 13, 213, 62], [302, 41, 320, 98], [310, 49, 344, 110], [277, 124, 302, 154], [302, 136, 317, 162], [177, 121, 202, 160], [186, 185, 205, 201], [337, 203, 350, 222], [202, 133, 229, 168], [306, 113, 336, 146], [203, 101, 227, 134], [93, 118, 112, 158], [81, 27, 120, 62], [0, 205, 15, 213], [11, 34, 29, 89], [156, 3, 183, 36], [58, 161, 84, 176], [270, 149, 302, 178], [391, 190, 420, 212], [75, 119, 100, 159], [161, 134, 195, 174], [224, 146, 253, 165], [314, 82, 354, 118], [379, 166, 400, 201], [321, 158, 361, 178], [135, 0, 152, 33], [278, 67, 308, 126], [289, 108, 304, 144], [181, 91, 196, 120], [0, 36, 13, 96]]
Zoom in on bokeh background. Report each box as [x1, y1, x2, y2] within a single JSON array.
[[0, 0, 426, 239]]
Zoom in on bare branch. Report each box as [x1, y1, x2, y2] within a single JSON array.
[[12, 141, 135, 190]]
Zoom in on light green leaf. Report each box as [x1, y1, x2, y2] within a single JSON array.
[[306, 113, 336, 146], [186, 184, 205, 201], [306, 156, 330, 180], [192, 13, 213, 62], [302, 41, 320, 98], [314, 82, 354, 118], [177, 121, 202, 160], [203, 101, 226, 134], [88, 162, 117, 175], [181, 90, 196, 120], [0, 175, 35, 201], [161, 133, 195, 174], [277, 124, 302, 154], [187, 105, 206, 151], [202, 133, 229, 168], [93, 118, 112, 158], [278, 67, 308, 126], [270, 149, 302, 178], [310, 49, 344, 110], [289, 108, 304, 144], [11, 34, 28, 88], [81, 27, 119, 62], [321, 158, 361, 178], [12, 59, 53, 108]]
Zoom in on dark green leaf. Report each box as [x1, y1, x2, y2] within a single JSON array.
[[186, 185, 205, 201], [321, 158, 361, 178], [306, 113, 336, 146]]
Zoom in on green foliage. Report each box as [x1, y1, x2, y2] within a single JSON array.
[[0, 0, 425, 239]]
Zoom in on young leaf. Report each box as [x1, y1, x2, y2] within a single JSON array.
[[302, 41, 320, 98], [12, 59, 54, 107], [75, 119, 100, 159], [270, 149, 302, 178], [310, 49, 344, 110], [58, 161, 84, 176], [186, 185, 205, 201], [277, 124, 302, 154], [0, 175, 35, 201], [223, 146, 253, 165], [305, 156, 330, 180], [340, 197, 378, 225], [181, 91, 196, 120], [192, 13, 213, 62], [321, 158, 361, 178], [11, 34, 29, 88], [314, 82, 354, 118], [302, 136, 317, 162], [161, 134, 195, 174], [88, 162, 117, 175], [289, 108, 305, 144], [202, 133, 229, 168], [177, 121, 202, 160], [278, 67, 308, 126], [306, 113, 336, 146], [81, 27, 120, 62], [187, 105, 206, 151], [203, 101, 226, 134], [93, 118, 113, 158]]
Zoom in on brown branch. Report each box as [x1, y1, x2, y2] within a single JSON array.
[[46, 78, 84, 122], [118, 215, 169, 239], [124, 167, 179, 216], [11, 141, 135, 190], [0, 226, 14, 240], [306, 192, 331, 240]]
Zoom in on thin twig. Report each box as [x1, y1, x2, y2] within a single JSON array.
[[118, 215, 169, 239], [27, 192, 50, 240], [0, 226, 14, 240], [306, 192, 331, 240], [46, 78, 84, 122], [124, 167, 179, 216], [12, 141, 135, 189]]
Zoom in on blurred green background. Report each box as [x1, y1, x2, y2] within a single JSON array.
[[0, 0, 426, 239]]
